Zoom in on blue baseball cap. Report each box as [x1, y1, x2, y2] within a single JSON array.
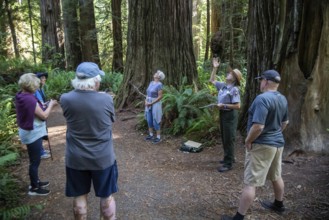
[[255, 69, 281, 83], [76, 62, 105, 79]]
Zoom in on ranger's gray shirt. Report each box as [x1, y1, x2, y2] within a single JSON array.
[[60, 90, 116, 170]]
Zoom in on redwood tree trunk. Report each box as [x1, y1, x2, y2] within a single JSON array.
[[79, 0, 100, 66], [0, 0, 8, 57], [116, 0, 197, 109], [40, 0, 60, 65], [204, 0, 210, 61], [62, 0, 81, 70], [240, 0, 329, 153], [210, 0, 220, 34], [5, 0, 19, 58], [54, 0, 65, 69], [111, 0, 124, 73]]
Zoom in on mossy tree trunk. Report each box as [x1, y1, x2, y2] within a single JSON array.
[[116, 0, 197, 109], [239, 0, 329, 152]]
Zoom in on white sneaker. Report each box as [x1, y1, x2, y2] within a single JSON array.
[[43, 150, 50, 154], [41, 153, 51, 159]]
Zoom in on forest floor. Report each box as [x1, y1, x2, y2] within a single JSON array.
[[13, 105, 329, 220]]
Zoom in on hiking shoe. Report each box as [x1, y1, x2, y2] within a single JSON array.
[[217, 166, 232, 172], [221, 215, 233, 220], [144, 135, 154, 141], [39, 181, 50, 188], [152, 138, 161, 144], [29, 181, 50, 189], [220, 158, 236, 164], [41, 153, 51, 159], [260, 200, 286, 214], [28, 188, 50, 196]]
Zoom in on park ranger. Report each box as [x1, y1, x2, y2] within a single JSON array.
[[209, 57, 242, 172]]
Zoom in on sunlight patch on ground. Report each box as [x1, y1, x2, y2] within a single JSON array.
[[48, 125, 67, 134], [113, 133, 122, 139]]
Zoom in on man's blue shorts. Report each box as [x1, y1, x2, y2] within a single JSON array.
[[65, 161, 118, 198]]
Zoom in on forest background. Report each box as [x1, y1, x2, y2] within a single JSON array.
[[0, 0, 328, 219]]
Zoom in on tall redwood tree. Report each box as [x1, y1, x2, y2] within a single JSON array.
[[240, 0, 329, 152], [116, 0, 197, 109]]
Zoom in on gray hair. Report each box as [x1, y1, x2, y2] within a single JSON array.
[[156, 70, 165, 81], [71, 75, 102, 90], [18, 73, 40, 93]]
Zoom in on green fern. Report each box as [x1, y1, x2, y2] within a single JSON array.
[[100, 72, 123, 93], [0, 204, 43, 220], [0, 153, 18, 166], [45, 70, 75, 100], [162, 83, 216, 135], [0, 205, 31, 220], [185, 108, 219, 144]]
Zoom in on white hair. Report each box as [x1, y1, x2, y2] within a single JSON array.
[[156, 70, 165, 81], [71, 75, 101, 90]]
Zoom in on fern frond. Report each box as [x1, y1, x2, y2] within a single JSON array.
[[0, 205, 31, 220]]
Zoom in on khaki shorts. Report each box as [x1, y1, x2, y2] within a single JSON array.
[[244, 143, 283, 187]]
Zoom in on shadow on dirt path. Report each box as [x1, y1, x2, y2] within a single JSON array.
[[14, 105, 329, 220]]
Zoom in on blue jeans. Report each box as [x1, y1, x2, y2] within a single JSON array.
[[27, 138, 42, 188], [146, 109, 160, 130]]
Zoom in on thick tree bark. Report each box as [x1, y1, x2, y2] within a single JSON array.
[[210, 0, 220, 34], [40, 0, 61, 66], [4, 0, 19, 58], [0, 0, 8, 57], [116, 0, 197, 109], [240, 0, 329, 152], [62, 0, 81, 70], [79, 0, 100, 66], [111, 0, 124, 73]]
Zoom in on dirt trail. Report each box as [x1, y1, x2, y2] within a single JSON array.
[[15, 105, 329, 220]]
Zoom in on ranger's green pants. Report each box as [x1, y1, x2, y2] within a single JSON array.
[[219, 110, 238, 168]]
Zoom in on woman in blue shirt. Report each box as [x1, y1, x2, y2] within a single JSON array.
[[209, 58, 242, 172], [144, 70, 165, 144]]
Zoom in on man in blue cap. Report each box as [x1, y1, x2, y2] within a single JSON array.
[[222, 70, 289, 220], [60, 62, 118, 219]]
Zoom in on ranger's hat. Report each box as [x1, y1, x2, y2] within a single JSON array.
[[231, 69, 242, 86], [255, 69, 281, 83], [76, 62, 105, 79]]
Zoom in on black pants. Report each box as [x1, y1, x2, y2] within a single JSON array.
[[27, 138, 42, 188], [219, 110, 238, 168]]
